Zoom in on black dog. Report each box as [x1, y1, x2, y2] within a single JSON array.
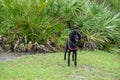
[[64, 29, 81, 66]]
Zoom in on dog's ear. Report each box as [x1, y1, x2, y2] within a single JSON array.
[[77, 31, 82, 40]]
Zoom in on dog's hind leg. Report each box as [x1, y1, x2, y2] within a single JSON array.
[[64, 41, 68, 60], [64, 47, 68, 60]]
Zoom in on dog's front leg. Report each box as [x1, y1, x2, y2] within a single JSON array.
[[74, 50, 77, 67], [68, 50, 71, 66], [72, 51, 75, 61]]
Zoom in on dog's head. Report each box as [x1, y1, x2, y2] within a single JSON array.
[[74, 30, 81, 42], [74, 34, 79, 42], [69, 29, 81, 42]]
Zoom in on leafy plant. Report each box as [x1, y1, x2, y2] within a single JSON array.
[[0, 0, 120, 52], [74, 1, 120, 49]]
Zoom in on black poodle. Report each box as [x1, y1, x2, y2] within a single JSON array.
[[64, 29, 81, 66]]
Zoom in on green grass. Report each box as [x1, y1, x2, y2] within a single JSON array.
[[0, 50, 120, 80]]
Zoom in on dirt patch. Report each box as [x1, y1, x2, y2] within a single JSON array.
[[70, 74, 87, 80], [0, 52, 29, 62]]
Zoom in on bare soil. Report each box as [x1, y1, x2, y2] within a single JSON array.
[[0, 52, 29, 62]]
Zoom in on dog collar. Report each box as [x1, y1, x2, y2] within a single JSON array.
[[68, 43, 78, 51]]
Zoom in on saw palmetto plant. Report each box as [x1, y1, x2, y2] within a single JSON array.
[[0, 0, 120, 52]]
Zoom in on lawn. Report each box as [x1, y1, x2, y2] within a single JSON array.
[[0, 50, 120, 80]]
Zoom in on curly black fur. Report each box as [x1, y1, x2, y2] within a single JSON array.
[[64, 29, 81, 66]]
